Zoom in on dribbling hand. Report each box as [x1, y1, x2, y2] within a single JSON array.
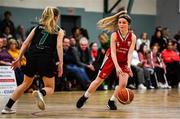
[[116, 66, 123, 77], [11, 59, 21, 70], [127, 67, 133, 77]]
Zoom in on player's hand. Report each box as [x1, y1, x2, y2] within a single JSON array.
[[127, 67, 133, 77], [11, 59, 21, 70], [57, 63, 63, 77], [116, 66, 123, 77]]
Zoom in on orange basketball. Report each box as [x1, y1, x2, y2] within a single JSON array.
[[116, 88, 134, 105]]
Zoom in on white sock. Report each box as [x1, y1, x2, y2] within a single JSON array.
[[84, 91, 91, 98], [110, 95, 116, 101]]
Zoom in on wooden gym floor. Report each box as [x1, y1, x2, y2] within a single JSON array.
[[0, 89, 180, 119]]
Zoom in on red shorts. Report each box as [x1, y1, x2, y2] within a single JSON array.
[[98, 55, 129, 79]]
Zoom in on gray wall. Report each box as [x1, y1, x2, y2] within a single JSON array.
[[0, 6, 103, 42], [0, 6, 156, 41], [131, 14, 156, 38], [156, 0, 180, 37]]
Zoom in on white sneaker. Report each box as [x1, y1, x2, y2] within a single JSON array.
[[178, 82, 180, 89], [128, 84, 136, 89], [32, 90, 46, 110], [1, 107, 16, 114], [149, 85, 155, 89], [158, 82, 165, 89], [138, 84, 147, 90]]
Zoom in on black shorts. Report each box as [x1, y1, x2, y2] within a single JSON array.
[[23, 55, 56, 78]]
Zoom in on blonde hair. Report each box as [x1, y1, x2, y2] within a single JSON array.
[[97, 8, 130, 32], [8, 39, 18, 49], [39, 6, 60, 34]]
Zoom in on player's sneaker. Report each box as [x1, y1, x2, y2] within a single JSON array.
[[107, 99, 117, 110], [32, 90, 46, 110], [1, 107, 16, 114], [76, 95, 88, 108]]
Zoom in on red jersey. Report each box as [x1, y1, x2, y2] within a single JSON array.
[[106, 30, 132, 63], [98, 30, 132, 79]]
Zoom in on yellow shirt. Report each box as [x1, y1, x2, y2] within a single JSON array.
[[8, 49, 26, 66]]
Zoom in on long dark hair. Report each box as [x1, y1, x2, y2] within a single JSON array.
[[138, 43, 149, 58]]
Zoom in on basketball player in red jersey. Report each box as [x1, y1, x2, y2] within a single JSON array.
[[76, 7, 136, 110], [1, 6, 64, 114]]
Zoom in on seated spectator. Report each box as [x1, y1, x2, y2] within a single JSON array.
[[136, 32, 150, 51], [150, 29, 166, 52], [7, 39, 26, 66], [2, 26, 13, 40], [62, 37, 91, 90], [138, 43, 155, 89], [16, 25, 26, 47], [77, 37, 95, 79], [69, 37, 77, 47], [131, 50, 147, 90], [0, 37, 13, 66], [161, 40, 180, 88], [1, 37, 8, 49], [90, 42, 98, 62], [7, 39, 26, 86], [150, 45, 171, 88]]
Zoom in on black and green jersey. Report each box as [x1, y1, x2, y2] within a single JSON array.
[[28, 24, 59, 57]]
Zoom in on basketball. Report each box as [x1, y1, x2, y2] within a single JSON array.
[[116, 88, 134, 105]]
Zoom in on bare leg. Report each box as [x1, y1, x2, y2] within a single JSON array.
[[86, 76, 104, 94], [42, 76, 55, 95], [1, 75, 34, 114], [11, 75, 34, 101]]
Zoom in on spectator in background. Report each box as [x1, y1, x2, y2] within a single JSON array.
[[131, 50, 147, 90], [150, 45, 170, 88], [80, 28, 89, 40], [90, 42, 98, 62], [69, 37, 77, 47], [16, 25, 26, 47], [161, 27, 169, 45], [0, 11, 15, 37], [2, 26, 14, 40], [150, 29, 166, 52], [138, 43, 154, 89], [71, 27, 82, 43], [7, 39, 26, 86], [0, 37, 13, 66], [78, 37, 95, 77], [161, 40, 180, 88], [1, 37, 8, 49], [62, 37, 91, 90], [136, 32, 150, 51]]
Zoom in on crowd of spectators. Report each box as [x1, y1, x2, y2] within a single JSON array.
[[0, 11, 180, 91]]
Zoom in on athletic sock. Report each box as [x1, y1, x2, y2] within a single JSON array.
[[84, 91, 91, 98], [110, 95, 116, 101], [5, 98, 15, 109]]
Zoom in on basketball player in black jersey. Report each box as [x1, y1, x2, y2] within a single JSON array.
[[1, 6, 64, 114]]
